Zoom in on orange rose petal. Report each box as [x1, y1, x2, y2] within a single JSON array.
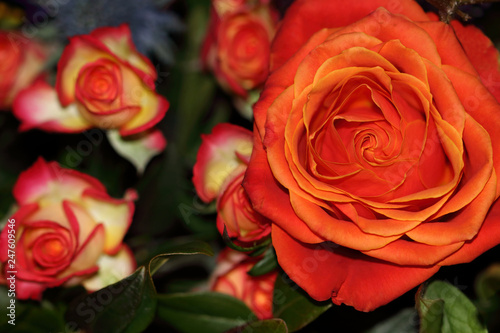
[[252, 28, 335, 132], [336, 202, 421, 236], [264, 86, 332, 204], [425, 60, 466, 133], [407, 170, 496, 246], [406, 117, 496, 246], [450, 21, 500, 103], [282, 126, 411, 209], [362, 238, 463, 266], [450, 20, 500, 79], [289, 192, 399, 251], [270, 0, 428, 71], [243, 133, 324, 244], [272, 224, 440, 311], [419, 21, 478, 77], [439, 196, 500, 266], [293, 34, 383, 95], [375, 40, 429, 85], [433, 114, 494, 218], [415, 123, 453, 190], [331, 8, 442, 66], [444, 66, 500, 196], [386, 114, 464, 205]]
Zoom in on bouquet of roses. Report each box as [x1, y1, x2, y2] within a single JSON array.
[[1, 0, 500, 332]]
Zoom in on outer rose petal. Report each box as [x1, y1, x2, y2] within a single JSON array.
[[13, 158, 106, 205], [16, 280, 47, 300], [107, 128, 167, 174], [272, 225, 439, 311], [449, 19, 500, 103], [13, 80, 92, 133], [269, 0, 428, 72], [82, 244, 136, 291], [116, 66, 169, 136], [440, 196, 500, 266], [81, 188, 137, 255], [193, 123, 253, 203], [243, 131, 324, 244]]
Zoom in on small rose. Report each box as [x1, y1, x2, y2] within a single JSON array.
[[14, 24, 168, 135], [211, 248, 277, 319], [0, 158, 137, 299], [201, 1, 278, 97], [0, 31, 47, 110], [193, 123, 270, 244]]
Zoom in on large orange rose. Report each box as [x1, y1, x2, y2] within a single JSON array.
[[244, 0, 500, 311]]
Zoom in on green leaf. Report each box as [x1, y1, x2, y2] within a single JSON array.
[[248, 247, 278, 277], [225, 318, 289, 333], [66, 241, 213, 333], [417, 280, 488, 333], [273, 274, 331, 332], [66, 266, 156, 333], [365, 308, 417, 333], [148, 240, 215, 275], [157, 292, 257, 333]]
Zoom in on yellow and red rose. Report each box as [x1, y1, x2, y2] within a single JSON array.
[[0, 31, 47, 110], [244, 0, 500, 311], [201, 0, 278, 97], [0, 158, 136, 299], [193, 123, 271, 244], [13, 24, 168, 136], [211, 248, 277, 319]]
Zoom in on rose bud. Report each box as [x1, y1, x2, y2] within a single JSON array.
[[13, 24, 168, 136], [193, 123, 271, 245], [211, 248, 277, 319], [244, 0, 500, 311], [201, 0, 278, 98], [0, 31, 47, 110], [0, 158, 137, 299]]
